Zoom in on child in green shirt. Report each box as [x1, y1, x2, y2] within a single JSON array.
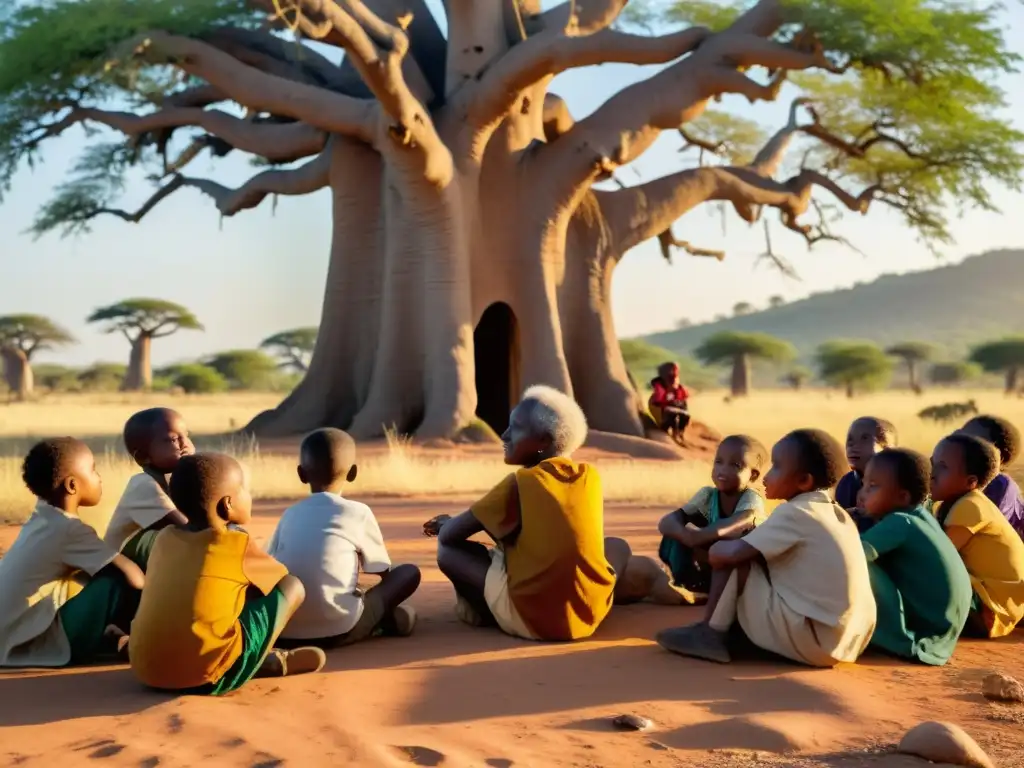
[[859, 449, 972, 665]]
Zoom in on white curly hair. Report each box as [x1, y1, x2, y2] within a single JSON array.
[[519, 385, 589, 457]]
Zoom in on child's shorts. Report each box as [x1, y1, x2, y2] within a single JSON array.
[[186, 587, 289, 696], [277, 587, 388, 649], [58, 566, 139, 665], [484, 547, 538, 641]]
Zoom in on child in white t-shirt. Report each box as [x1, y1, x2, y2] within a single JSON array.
[[267, 428, 421, 647]]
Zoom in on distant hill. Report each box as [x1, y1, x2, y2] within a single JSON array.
[[642, 249, 1024, 365]]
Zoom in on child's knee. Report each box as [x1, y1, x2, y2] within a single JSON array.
[[393, 563, 422, 589], [277, 574, 306, 607], [605, 536, 632, 568]]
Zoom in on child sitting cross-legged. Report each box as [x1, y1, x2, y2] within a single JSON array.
[[930, 434, 1024, 638], [836, 416, 897, 533], [129, 453, 325, 695], [267, 428, 422, 648], [657, 429, 876, 667], [657, 435, 767, 601], [958, 415, 1023, 541], [0, 438, 144, 667], [104, 408, 192, 568], [859, 449, 972, 665]]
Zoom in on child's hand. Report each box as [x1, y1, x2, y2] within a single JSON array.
[[423, 514, 452, 537]]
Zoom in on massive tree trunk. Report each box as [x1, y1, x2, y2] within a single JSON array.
[[730, 354, 752, 397], [1, 347, 33, 401], [1007, 367, 1020, 395], [123, 334, 153, 392]]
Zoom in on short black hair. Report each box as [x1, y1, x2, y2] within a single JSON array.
[[852, 416, 898, 447], [22, 437, 89, 498], [299, 428, 356, 484], [123, 407, 180, 464], [941, 434, 1000, 488], [962, 415, 1020, 467], [168, 453, 242, 526], [869, 449, 932, 507], [783, 429, 848, 489], [721, 434, 769, 470]]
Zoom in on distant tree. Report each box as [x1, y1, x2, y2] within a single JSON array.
[[619, 339, 716, 391], [713, 314, 729, 323], [33, 364, 81, 393], [172, 364, 228, 394], [817, 341, 893, 398], [78, 363, 129, 393], [733, 302, 754, 317], [929, 361, 983, 387], [769, 295, 786, 309], [781, 366, 812, 391], [0, 314, 75, 400], [970, 337, 1024, 394], [696, 331, 796, 397], [674, 317, 693, 330], [260, 328, 318, 373], [87, 299, 203, 391], [886, 342, 938, 394], [206, 350, 282, 390]]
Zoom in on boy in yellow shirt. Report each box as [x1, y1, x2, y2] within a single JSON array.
[[129, 453, 325, 694], [930, 433, 1024, 638]]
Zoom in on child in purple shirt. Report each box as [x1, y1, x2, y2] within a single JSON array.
[[959, 416, 1024, 540]]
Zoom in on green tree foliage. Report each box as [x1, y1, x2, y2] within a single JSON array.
[[733, 301, 754, 317], [32, 364, 82, 392], [885, 341, 938, 392], [171, 363, 229, 394], [0, 314, 74, 359], [87, 298, 203, 337], [769, 295, 786, 309], [970, 337, 1024, 393], [780, 366, 812, 390], [929, 360, 982, 386], [78, 362, 129, 392], [696, 331, 795, 396], [619, 339, 715, 390], [816, 340, 893, 397], [205, 349, 284, 391], [260, 327, 318, 373]]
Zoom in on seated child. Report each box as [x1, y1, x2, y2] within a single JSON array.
[[836, 416, 897, 533], [657, 429, 876, 667], [0, 438, 144, 667], [657, 435, 767, 597], [930, 434, 1024, 638], [129, 453, 325, 694], [103, 408, 192, 567], [425, 385, 629, 642], [649, 362, 691, 437], [859, 449, 972, 665], [959, 415, 1023, 540], [267, 428, 421, 647]]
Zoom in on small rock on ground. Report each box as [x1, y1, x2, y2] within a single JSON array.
[[897, 721, 995, 768], [982, 672, 1024, 703], [612, 714, 654, 731]]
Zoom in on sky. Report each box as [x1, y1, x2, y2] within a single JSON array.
[[2, 2, 1023, 369]]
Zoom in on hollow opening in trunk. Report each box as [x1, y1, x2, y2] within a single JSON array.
[[474, 302, 520, 436]]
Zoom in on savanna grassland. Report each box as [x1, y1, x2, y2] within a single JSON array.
[[1, 389, 1020, 527]]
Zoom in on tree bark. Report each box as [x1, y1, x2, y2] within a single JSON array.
[[1007, 367, 1019, 395], [123, 334, 153, 392], [731, 353, 752, 397], [846, 381, 855, 399], [906, 359, 920, 393], [1, 347, 33, 401]]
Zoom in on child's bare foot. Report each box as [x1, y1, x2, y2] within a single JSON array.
[[259, 647, 327, 678], [454, 596, 485, 627], [423, 515, 452, 538], [656, 623, 731, 663], [391, 605, 417, 637], [103, 624, 131, 658]]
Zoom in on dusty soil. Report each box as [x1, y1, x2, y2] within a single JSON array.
[[0, 498, 1021, 768]]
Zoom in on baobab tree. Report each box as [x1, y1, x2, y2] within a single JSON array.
[[3, 0, 1020, 439], [817, 340, 892, 398], [696, 330, 794, 397], [886, 341, 937, 394], [971, 338, 1024, 395], [0, 315, 75, 400], [260, 328, 318, 372], [87, 299, 203, 391]]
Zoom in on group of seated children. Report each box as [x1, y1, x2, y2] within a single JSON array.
[[1, 392, 1022, 696]]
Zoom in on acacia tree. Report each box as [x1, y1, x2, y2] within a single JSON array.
[[816, 340, 892, 398], [886, 341, 937, 394], [780, 365, 810, 391], [733, 301, 754, 317], [3, 0, 1020, 439], [970, 337, 1024, 394], [206, 349, 283, 389], [260, 327, 318, 372], [929, 360, 982, 387], [696, 330, 794, 396], [87, 299, 203, 391], [0, 314, 75, 400]]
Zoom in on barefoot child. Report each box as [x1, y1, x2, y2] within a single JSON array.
[[129, 453, 325, 694], [267, 428, 421, 648], [837, 417, 897, 532], [859, 449, 971, 665], [657, 435, 767, 598], [959, 415, 1023, 540], [657, 429, 876, 666], [426, 385, 629, 642], [103, 408, 192, 567], [930, 434, 1024, 638], [0, 438, 144, 667]]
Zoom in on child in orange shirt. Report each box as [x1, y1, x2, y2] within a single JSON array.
[[129, 453, 324, 694]]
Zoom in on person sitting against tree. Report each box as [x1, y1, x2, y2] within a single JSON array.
[[858, 449, 971, 666], [958, 415, 1023, 541], [423, 385, 631, 641], [836, 416, 898, 533], [103, 407, 192, 569], [656, 429, 876, 667], [656, 435, 767, 601], [930, 434, 1024, 638], [648, 362, 691, 439]]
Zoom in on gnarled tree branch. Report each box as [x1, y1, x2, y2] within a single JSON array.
[[656, 228, 725, 263]]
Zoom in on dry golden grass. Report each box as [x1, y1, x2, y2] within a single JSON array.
[[0, 388, 1020, 529]]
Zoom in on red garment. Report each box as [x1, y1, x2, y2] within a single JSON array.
[[650, 380, 689, 407]]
